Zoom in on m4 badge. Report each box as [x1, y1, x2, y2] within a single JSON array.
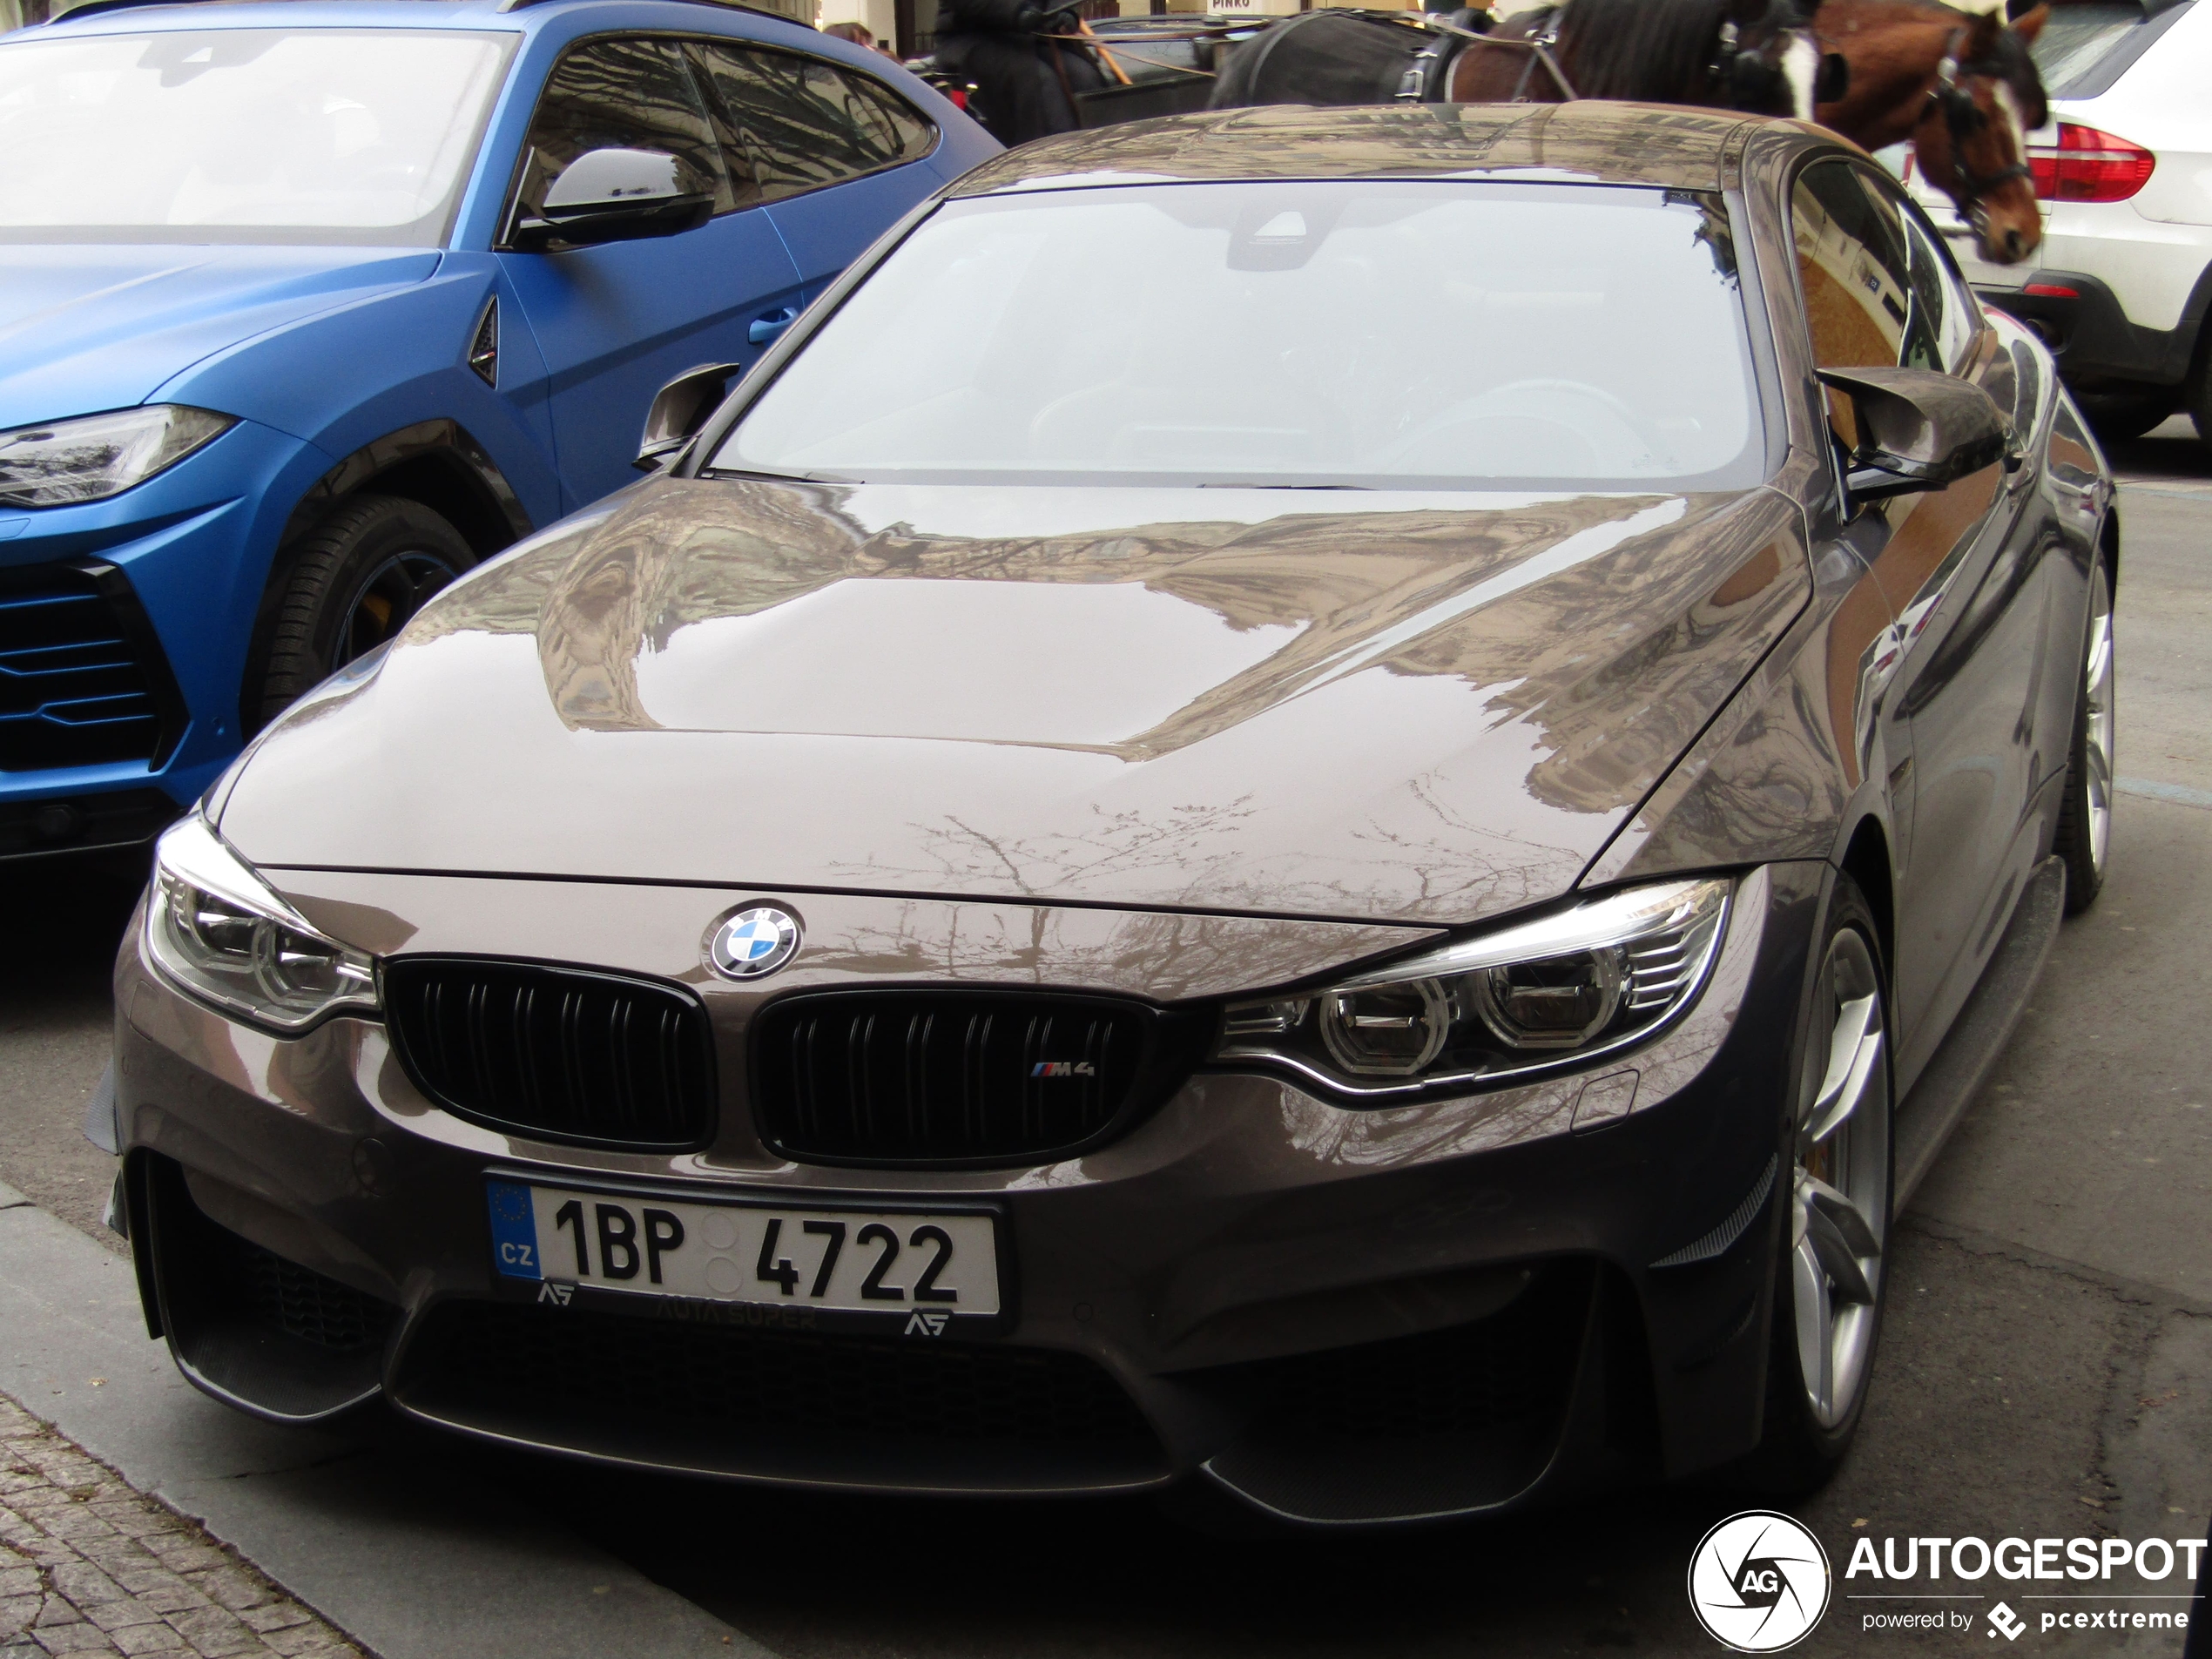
[[1030, 1061, 1096, 1078], [905, 1310, 949, 1337]]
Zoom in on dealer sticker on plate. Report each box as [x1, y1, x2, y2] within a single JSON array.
[[485, 1180, 1001, 1325]]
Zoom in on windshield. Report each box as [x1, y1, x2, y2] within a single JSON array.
[[716, 180, 1764, 491], [0, 29, 512, 245]]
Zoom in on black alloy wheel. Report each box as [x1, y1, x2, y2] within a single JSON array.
[[2054, 556, 2116, 914], [256, 494, 475, 726], [1744, 876, 1893, 1491]]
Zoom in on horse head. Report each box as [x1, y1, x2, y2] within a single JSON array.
[[1911, 4, 2050, 264], [1715, 0, 1838, 119]]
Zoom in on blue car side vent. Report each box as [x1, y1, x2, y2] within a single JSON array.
[[748, 307, 799, 347]]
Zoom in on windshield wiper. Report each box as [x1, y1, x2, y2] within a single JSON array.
[[1194, 481, 1372, 490], [704, 467, 857, 485]]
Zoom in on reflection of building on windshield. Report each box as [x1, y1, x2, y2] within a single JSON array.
[[0, 0, 56, 34]]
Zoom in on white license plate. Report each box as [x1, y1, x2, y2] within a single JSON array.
[[486, 1180, 1001, 1322]]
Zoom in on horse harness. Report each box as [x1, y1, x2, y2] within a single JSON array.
[[1924, 26, 2033, 221], [1386, 2, 1777, 107], [1375, 4, 1570, 102]]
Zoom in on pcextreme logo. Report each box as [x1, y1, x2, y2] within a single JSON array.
[[1689, 1511, 1833, 1651]]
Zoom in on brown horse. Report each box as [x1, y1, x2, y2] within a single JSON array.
[[1447, 0, 1834, 118], [1815, 0, 2049, 264], [1210, 0, 1827, 119]]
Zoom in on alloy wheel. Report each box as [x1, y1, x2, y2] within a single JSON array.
[[1791, 927, 1890, 1430], [2081, 560, 2116, 881], [334, 550, 463, 672]]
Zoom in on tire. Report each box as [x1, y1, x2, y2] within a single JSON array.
[[2080, 388, 2177, 447], [255, 495, 475, 726], [2189, 343, 2212, 455], [1743, 877, 1893, 1493], [2054, 556, 2117, 914]]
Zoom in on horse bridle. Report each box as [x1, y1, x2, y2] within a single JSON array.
[[1926, 28, 2034, 226]]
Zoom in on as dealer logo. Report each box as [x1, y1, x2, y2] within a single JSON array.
[[1689, 1511, 1832, 1651]]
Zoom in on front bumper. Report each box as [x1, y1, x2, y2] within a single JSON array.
[[111, 862, 1826, 1526], [0, 417, 331, 856]]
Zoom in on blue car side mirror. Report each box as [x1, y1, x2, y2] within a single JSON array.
[[510, 148, 715, 253]]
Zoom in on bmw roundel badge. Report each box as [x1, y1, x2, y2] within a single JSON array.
[[708, 906, 802, 981]]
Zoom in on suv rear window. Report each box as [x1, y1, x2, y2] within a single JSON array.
[[2031, 0, 2191, 98]]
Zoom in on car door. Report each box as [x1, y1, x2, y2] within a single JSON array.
[[684, 41, 941, 304], [496, 36, 806, 510], [1791, 158, 2053, 1071]]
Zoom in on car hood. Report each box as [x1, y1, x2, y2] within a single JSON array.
[[221, 477, 1810, 927], [0, 245, 440, 431]]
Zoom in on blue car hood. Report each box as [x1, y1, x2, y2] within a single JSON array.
[[0, 245, 440, 432]]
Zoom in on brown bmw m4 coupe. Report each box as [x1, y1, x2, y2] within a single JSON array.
[[103, 101, 2117, 1525]]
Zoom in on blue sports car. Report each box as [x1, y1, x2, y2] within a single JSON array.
[[0, 0, 996, 861]]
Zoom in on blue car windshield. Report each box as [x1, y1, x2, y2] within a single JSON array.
[[0, 29, 512, 246], [715, 180, 1765, 491]]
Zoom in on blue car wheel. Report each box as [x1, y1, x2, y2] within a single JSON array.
[[254, 496, 475, 728]]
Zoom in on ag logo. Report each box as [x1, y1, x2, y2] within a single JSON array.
[[904, 1311, 949, 1337], [708, 905, 802, 981], [536, 1281, 574, 1307], [1688, 1511, 1831, 1652]]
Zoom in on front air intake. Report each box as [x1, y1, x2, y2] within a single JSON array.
[[752, 990, 1194, 1167], [382, 958, 715, 1150]]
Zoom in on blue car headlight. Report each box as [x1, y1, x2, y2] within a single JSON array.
[[0, 405, 236, 509]]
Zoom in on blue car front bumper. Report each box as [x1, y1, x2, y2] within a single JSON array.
[[0, 416, 332, 861]]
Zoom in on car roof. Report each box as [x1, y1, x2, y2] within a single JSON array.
[[948, 100, 1770, 198]]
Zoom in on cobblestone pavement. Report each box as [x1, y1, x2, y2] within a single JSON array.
[[0, 1398, 361, 1659]]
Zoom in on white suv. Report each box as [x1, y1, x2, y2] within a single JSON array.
[[1910, 0, 2212, 446]]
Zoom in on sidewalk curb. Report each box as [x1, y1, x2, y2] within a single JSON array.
[[0, 1188, 773, 1659]]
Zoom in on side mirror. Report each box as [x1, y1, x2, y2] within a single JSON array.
[[1817, 366, 2014, 501], [510, 148, 714, 253], [636, 362, 745, 473]]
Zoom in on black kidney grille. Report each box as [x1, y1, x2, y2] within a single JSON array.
[[383, 959, 714, 1150], [754, 992, 1164, 1164]]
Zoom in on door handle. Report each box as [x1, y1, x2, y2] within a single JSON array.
[[748, 307, 799, 346]]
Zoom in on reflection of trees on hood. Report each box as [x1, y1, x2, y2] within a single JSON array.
[[795, 886, 1431, 1005], [502, 475, 1799, 820]]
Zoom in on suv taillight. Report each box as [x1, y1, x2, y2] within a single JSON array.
[[2028, 124, 2156, 203]]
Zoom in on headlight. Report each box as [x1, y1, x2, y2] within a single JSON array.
[[1214, 877, 1732, 1098], [145, 814, 378, 1035], [0, 406, 236, 509]]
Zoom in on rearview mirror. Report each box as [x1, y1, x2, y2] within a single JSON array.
[[636, 362, 745, 472], [510, 148, 715, 253], [1817, 367, 2013, 501]]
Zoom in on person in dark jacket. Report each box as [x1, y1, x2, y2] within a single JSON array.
[[931, 0, 1103, 145]]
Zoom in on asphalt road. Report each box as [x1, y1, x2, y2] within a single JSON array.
[[4, 422, 2209, 1657]]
